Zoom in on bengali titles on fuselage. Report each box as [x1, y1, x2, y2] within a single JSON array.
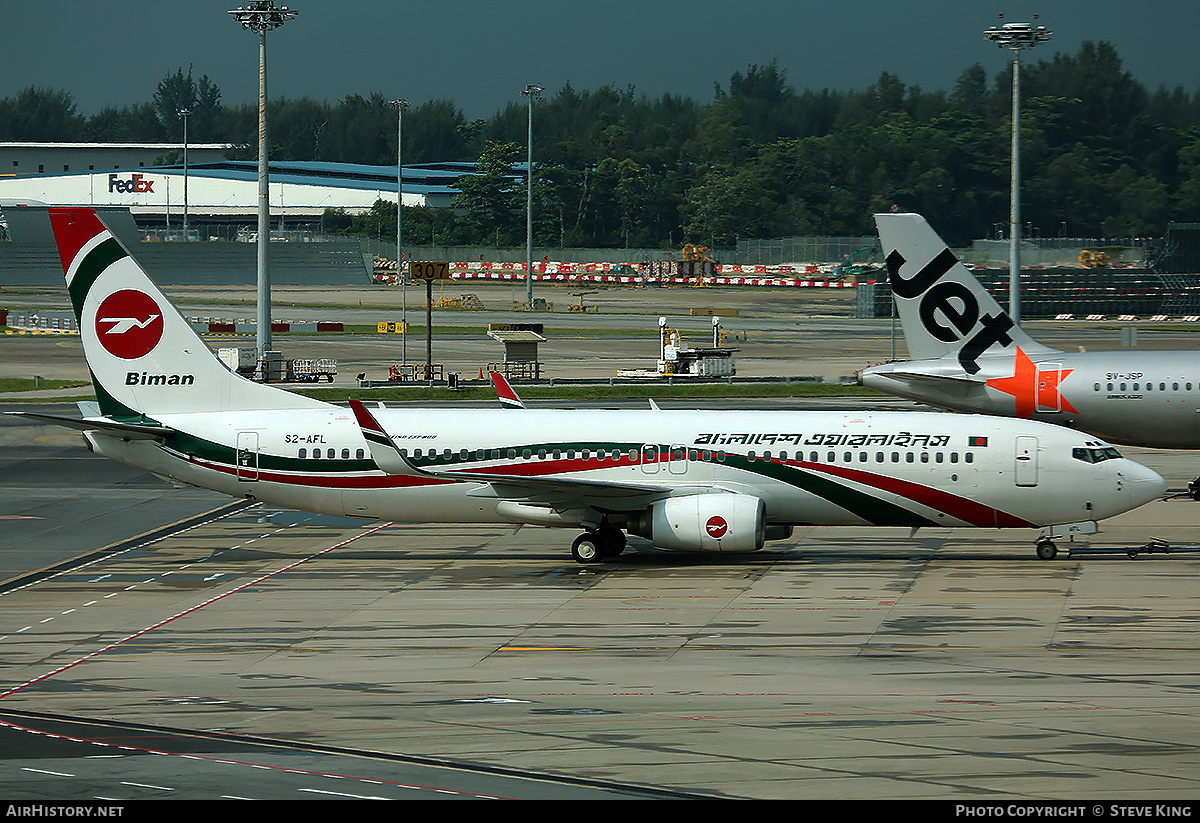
[[694, 431, 953, 448]]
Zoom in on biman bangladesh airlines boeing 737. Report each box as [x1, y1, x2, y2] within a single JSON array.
[[861, 212, 1200, 495], [10, 208, 1167, 562]]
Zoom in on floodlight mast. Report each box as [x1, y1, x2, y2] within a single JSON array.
[[391, 98, 411, 367], [984, 17, 1051, 326], [520, 83, 543, 307], [177, 108, 189, 241], [228, 2, 298, 366]]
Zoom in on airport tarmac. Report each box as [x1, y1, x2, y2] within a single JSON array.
[[2, 283, 1200, 800], [1, 426, 1199, 800]]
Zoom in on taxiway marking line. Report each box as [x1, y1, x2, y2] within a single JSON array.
[[0, 521, 394, 700], [0, 715, 511, 800]]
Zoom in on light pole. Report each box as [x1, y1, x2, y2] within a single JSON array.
[[390, 98, 410, 367], [520, 82, 543, 307], [177, 108, 190, 241], [985, 16, 1051, 326], [228, 1, 298, 366]]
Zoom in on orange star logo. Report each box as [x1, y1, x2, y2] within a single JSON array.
[[985, 347, 1078, 417]]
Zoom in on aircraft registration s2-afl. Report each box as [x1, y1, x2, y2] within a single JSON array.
[[12, 208, 1167, 563]]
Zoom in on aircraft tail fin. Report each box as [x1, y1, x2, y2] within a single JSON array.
[[490, 371, 525, 409], [47, 208, 327, 419], [873, 213, 1053, 372]]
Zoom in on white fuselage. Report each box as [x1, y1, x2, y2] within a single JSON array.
[[82, 407, 1164, 533]]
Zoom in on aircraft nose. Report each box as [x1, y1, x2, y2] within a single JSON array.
[[1120, 460, 1168, 508]]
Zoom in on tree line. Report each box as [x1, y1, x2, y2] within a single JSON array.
[[4, 43, 1200, 249]]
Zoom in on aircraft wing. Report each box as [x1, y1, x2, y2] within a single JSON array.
[[348, 399, 662, 506], [5, 411, 173, 440]]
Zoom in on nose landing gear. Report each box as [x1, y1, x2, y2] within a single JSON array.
[[1036, 538, 1058, 560]]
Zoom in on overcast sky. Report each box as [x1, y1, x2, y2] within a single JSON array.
[[5, 1, 1199, 120]]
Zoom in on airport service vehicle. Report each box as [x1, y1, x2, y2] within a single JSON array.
[[861, 213, 1200, 492], [12, 208, 1167, 562]]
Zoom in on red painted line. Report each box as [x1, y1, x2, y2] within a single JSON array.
[[0, 521, 394, 700], [0, 718, 510, 799]]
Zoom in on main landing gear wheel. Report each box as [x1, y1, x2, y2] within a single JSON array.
[[571, 528, 628, 564], [597, 527, 626, 557], [1036, 538, 1058, 560], [571, 533, 603, 564]]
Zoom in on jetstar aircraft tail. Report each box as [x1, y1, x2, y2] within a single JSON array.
[[874, 213, 1054, 373], [47, 207, 327, 419]]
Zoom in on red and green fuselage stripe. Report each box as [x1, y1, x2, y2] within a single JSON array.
[[153, 431, 1022, 527]]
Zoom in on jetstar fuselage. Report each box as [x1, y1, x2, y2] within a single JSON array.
[[863, 349, 1200, 449]]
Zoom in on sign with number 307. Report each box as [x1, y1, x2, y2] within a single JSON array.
[[410, 261, 450, 280]]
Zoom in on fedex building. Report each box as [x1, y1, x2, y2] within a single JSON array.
[[0, 142, 465, 238]]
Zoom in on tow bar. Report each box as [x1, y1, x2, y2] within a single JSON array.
[[1064, 538, 1200, 559]]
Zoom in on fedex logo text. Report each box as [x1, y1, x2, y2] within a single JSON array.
[[109, 173, 155, 194]]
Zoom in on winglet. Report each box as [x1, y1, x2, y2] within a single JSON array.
[[490, 371, 525, 409], [348, 398, 421, 475]]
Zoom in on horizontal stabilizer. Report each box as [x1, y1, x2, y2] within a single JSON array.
[[6, 411, 173, 440], [879, 370, 983, 387]]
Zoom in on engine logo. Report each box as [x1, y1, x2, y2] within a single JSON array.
[[705, 515, 728, 539], [95, 289, 163, 360]]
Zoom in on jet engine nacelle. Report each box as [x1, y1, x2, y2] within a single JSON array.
[[634, 493, 766, 552]]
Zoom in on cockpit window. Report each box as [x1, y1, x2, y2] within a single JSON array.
[[1073, 446, 1123, 463]]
